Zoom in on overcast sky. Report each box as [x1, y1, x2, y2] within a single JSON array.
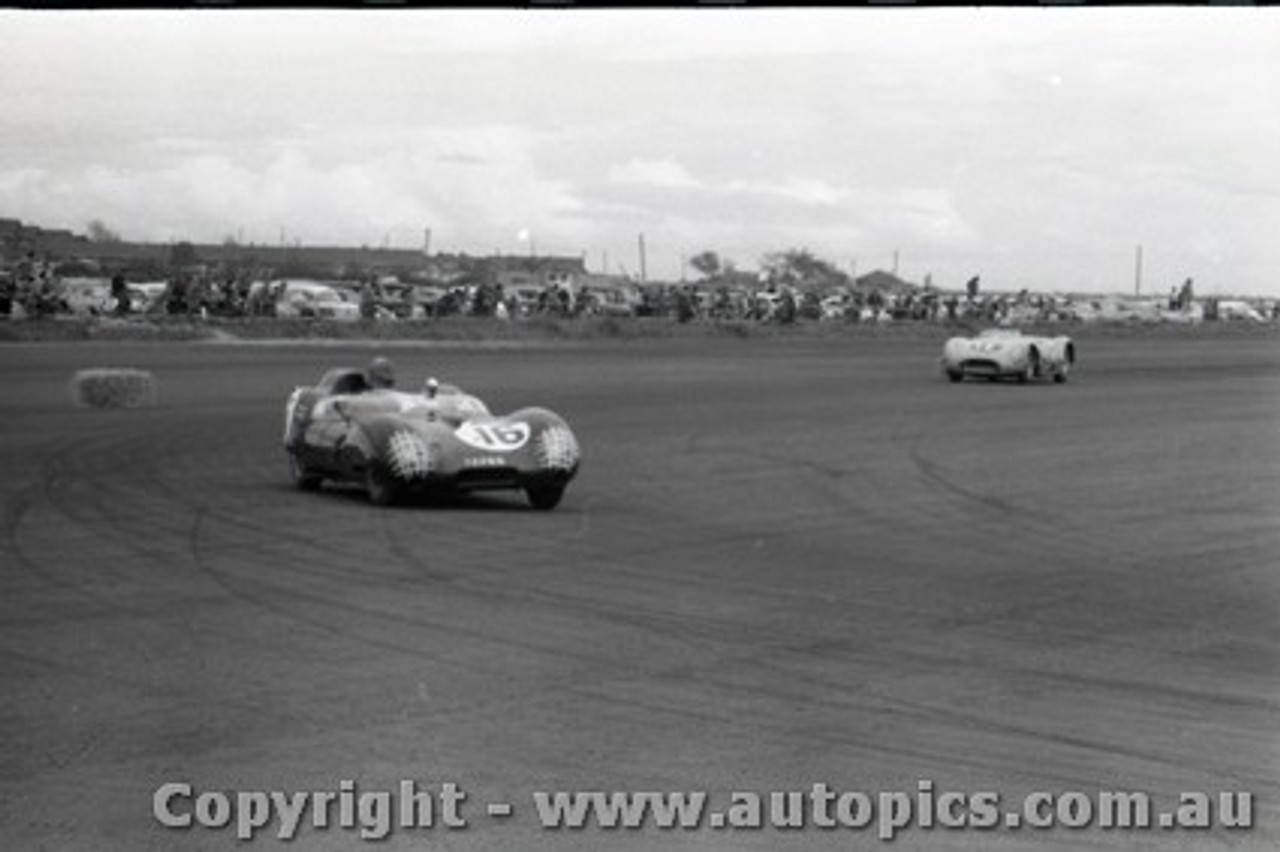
[[2, 8, 1278, 295]]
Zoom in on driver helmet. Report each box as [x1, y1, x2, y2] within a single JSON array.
[[367, 357, 396, 389]]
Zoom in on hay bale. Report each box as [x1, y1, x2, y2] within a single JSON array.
[[71, 368, 157, 409]]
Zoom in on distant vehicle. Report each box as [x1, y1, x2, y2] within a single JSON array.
[[941, 328, 1075, 384], [752, 290, 784, 320], [273, 280, 361, 321], [128, 282, 170, 313], [284, 367, 581, 508], [1216, 300, 1267, 322], [57, 277, 166, 315], [581, 286, 638, 317], [373, 283, 420, 319], [820, 292, 853, 320], [59, 277, 112, 315], [509, 286, 544, 316], [408, 285, 448, 318]]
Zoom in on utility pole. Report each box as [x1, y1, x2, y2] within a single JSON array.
[[638, 233, 647, 284], [892, 249, 899, 277], [1134, 244, 1143, 297]]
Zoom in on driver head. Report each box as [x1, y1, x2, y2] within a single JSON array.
[[368, 357, 395, 389]]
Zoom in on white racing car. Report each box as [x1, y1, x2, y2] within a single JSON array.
[[941, 328, 1075, 384]]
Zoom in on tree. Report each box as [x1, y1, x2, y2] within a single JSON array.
[[688, 250, 722, 280], [760, 248, 849, 292], [965, 275, 981, 300], [168, 241, 201, 269], [87, 219, 121, 243]]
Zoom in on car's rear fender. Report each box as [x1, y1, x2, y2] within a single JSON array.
[[283, 386, 322, 448], [1036, 336, 1075, 368]]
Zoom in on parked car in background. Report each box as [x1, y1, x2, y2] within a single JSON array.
[[509, 286, 544, 316], [1216, 299, 1268, 322], [272, 280, 361, 321], [59, 277, 112, 315], [372, 282, 420, 319], [410, 285, 448, 318], [128, 282, 170, 313], [580, 286, 638, 317]]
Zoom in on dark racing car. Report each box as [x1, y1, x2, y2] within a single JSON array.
[[283, 364, 580, 509]]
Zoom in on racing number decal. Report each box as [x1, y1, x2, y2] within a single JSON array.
[[455, 421, 531, 452]]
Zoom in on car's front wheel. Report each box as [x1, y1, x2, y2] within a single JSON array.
[[946, 368, 964, 383], [288, 451, 323, 491], [526, 484, 565, 511], [365, 461, 405, 507]]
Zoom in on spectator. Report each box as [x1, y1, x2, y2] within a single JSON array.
[[674, 288, 695, 323], [360, 280, 377, 320], [243, 283, 265, 317], [0, 270, 14, 319], [110, 275, 131, 316], [1177, 277, 1195, 311], [15, 252, 36, 311], [965, 275, 981, 301], [165, 276, 188, 315], [776, 289, 797, 324], [27, 266, 62, 317]]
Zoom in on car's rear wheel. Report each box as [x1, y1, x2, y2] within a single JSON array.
[[526, 484, 565, 511], [365, 461, 404, 507], [946, 369, 963, 383], [1018, 348, 1041, 384], [288, 451, 323, 491]]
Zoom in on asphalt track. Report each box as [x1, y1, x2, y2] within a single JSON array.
[[1, 332, 1278, 851]]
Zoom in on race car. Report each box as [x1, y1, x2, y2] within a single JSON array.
[[283, 367, 580, 508], [940, 328, 1075, 384]]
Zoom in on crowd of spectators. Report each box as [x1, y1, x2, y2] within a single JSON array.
[[0, 252, 65, 318], [2, 252, 1276, 325]]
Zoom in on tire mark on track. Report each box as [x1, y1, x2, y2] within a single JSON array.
[[182, 502, 629, 672], [746, 650, 1280, 791], [907, 433, 1048, 522]]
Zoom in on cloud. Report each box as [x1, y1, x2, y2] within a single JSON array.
[[436, 152, 487, 166], [0, 124, 585, 251], [1, 8, 1278, 292], [608, 159, 701, 190], [726, 177, 849, 207]]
